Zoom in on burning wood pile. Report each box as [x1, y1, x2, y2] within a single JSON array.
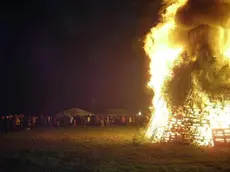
[[147, 99, 230, 146], [161, 102, 230, 145], [143, 0, 230, 146]]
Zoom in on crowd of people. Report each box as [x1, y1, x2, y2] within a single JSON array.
[[0, 114, 149, 133], [0, 114, 52, 133]]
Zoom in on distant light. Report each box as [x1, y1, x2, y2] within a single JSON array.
[[138, 112, 142, 116]]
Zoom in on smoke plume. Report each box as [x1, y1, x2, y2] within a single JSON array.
[[165, 0, 230, 109], [176, 0, 230, 28]]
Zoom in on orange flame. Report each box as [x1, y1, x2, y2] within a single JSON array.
[[144, 0, 186, 141], [144, 0, 230, 146]]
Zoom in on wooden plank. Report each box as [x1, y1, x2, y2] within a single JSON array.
[[214, 140, 225, 142], [213, 128, 230, 146]]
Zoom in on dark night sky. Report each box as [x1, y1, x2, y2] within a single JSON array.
[[0, 0, 161, 115]]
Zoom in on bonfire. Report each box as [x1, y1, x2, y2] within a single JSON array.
[[144, 0, 230, 146]]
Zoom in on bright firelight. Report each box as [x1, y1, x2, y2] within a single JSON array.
[[144, 0, 230, 146]]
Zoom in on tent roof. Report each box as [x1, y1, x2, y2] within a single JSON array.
[[56, 108, 94, 118]]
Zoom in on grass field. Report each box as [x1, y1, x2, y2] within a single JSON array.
[[0, 126, 230, 172]]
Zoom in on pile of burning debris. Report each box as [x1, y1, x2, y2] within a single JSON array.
[[150, 97, 230, 146], [144, 0, 230, 146]]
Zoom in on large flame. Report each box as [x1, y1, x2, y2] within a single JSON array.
[[144, 0, 230, 146]]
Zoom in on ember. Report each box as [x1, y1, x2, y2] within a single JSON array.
[[144, 0, 230, 146]]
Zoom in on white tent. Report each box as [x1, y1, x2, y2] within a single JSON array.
[[56, 108, 94, 119]]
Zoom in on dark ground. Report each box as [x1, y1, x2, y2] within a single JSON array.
[[0, 126, 230, 172]]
